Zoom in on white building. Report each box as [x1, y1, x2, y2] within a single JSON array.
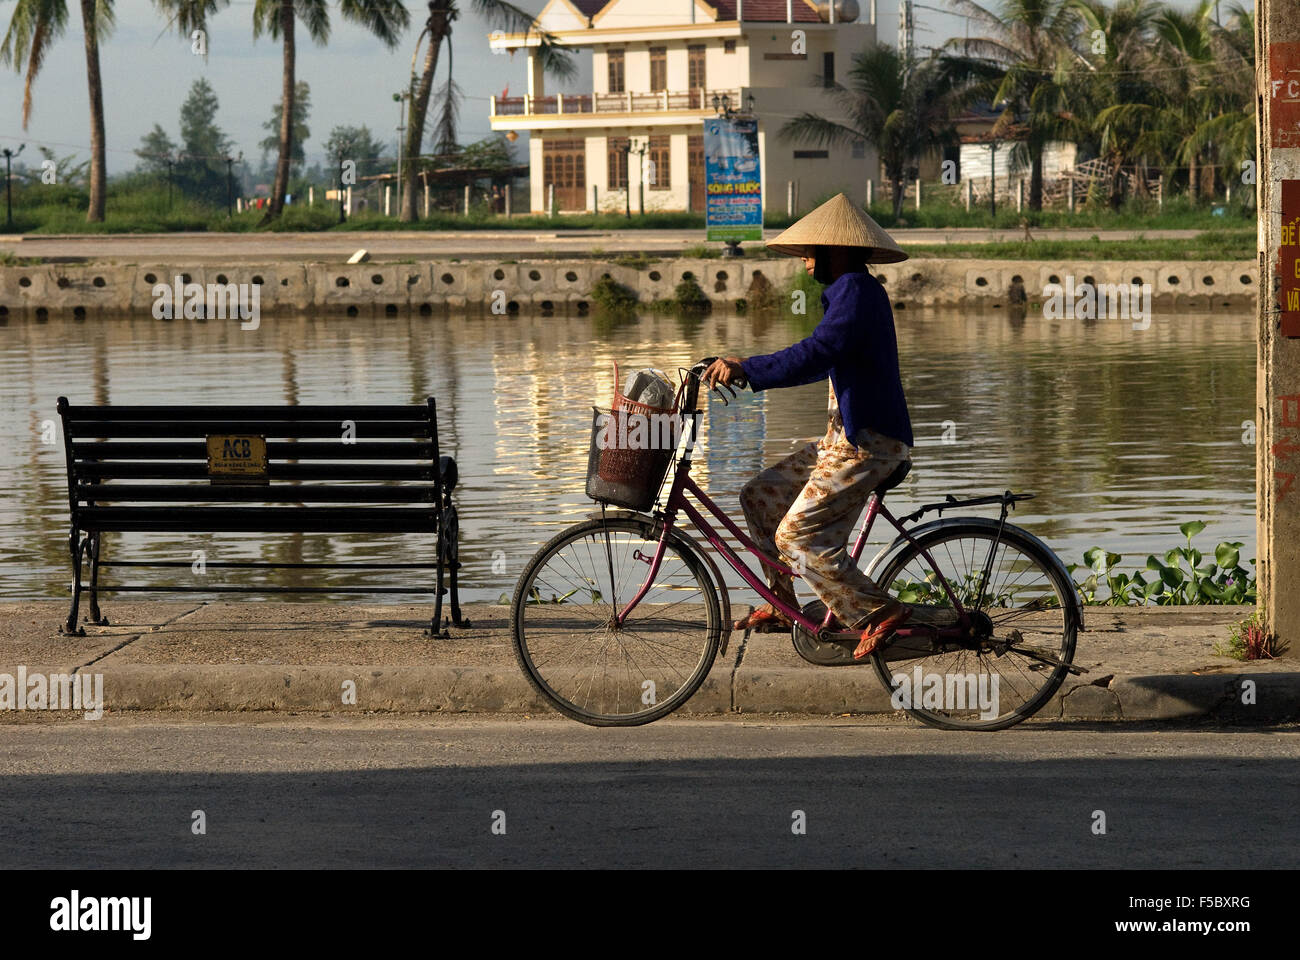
[[487, 0, 882, 217]]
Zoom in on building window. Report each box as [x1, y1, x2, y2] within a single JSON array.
[[823, 52, 835, 88], [608, 137, 629, 190], [724, 39, 736, 54], [607, 49, 625, 93], [688, 45, 706, 89], [650, 47, 667, 91], [794, 150, 829, 159], [648, 136, 671, 189]]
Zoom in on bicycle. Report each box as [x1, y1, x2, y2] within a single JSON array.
[[511, 358, 1086, 730]]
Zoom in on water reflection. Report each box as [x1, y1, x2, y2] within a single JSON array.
[[0, 308, 1254, 602]]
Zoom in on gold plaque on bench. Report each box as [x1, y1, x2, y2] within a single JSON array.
[[206, 435, 269, 484]]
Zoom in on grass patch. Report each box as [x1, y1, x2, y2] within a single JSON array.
[[1215, 611, 1284, 661], [610, 254, 658, 270]]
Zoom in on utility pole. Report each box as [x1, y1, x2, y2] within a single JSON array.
[[336, 149, 347, 224], [2, 144, 24, 229], [988, 140, 998, 220], [223, 154, 236, 218], [1255, 0, 1300, 657]]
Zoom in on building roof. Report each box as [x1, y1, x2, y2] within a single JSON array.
[[570, 0, 608, 17], [710, 0, 824, 22]]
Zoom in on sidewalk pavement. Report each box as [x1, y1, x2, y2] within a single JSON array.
[[1, 601, 1295, 722], [1, 227, 1211, 263]]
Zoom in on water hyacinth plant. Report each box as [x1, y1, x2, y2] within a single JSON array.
[[1066, 521, 1256, 606]]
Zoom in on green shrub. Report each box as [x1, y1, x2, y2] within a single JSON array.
[[589, 274, 638, 312]]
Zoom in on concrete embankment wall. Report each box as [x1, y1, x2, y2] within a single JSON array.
[[0, 258, 1258, 318]]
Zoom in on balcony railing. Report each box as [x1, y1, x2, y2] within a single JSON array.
[[491, 88, 741, 118]]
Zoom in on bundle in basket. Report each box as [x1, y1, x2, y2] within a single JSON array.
[[585, 365, 679, 512]]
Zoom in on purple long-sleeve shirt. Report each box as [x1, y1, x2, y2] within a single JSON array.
[[741, 270, 913, 447]]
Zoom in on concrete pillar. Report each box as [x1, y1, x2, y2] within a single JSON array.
[[1067, 178, 1074, 212], [865, 179, 873, 207], [915, 177, 921, 210], [787, 180, 794, 216], [1017, 177, 1024, 212], [464, 184, 471, 215], [384, 185, 391, 216], [527, 51, 545, 98], [504, 183, 511, 216], [1257, 0, 1300, 657], [424, 182, 430, 218], [548, 183, 556, 216]]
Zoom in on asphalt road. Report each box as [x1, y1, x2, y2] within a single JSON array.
[[1, 713, 1295, 869], [0, 227, 1208, 262]]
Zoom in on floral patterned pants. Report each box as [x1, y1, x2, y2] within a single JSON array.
[[739, 382, 911, 627]]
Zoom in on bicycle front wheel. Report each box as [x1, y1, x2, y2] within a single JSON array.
[[867, 519, 1081, 731], [511, 518, 722, 726]]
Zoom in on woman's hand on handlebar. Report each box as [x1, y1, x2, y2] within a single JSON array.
[[703, 356, 747, 390]]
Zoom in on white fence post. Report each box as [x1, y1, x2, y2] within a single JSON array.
[[915, 178, 921, 210], [464, 184, 471, 216], [866, 178, 873, 207], [384, 185, 391, 216], [504, 183, 511, 216], [965, 178, 972, 212], [787, 180, 794, 216]]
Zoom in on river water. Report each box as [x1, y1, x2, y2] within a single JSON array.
[[0, 307, 1255, 603]]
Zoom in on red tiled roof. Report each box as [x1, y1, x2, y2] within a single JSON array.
[[711, 0, 823, 23]]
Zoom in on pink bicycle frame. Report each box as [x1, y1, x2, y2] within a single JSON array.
[[614, 452, 972, 639]]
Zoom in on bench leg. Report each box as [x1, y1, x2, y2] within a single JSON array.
[[87, 532, 108, 626], [62, 530, 86, 636], [431, 554, 446, 637]]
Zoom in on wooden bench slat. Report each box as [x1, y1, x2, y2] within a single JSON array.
[[60, 403, 430, 421], [71, 441, 436, 460], [78, 506, 440, 533], [64, 421, 432, 439], [76, 484, 436, 503], [71, 463, 435, 481]]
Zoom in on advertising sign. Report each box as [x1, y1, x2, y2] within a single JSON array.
[[704, 116, 762, 242]]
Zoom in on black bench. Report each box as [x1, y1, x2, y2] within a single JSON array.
[[55, 397, 465, 636]]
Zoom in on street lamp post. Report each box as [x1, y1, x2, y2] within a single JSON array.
[[393, 90, 410, 216], [2, 144, 24, 230]]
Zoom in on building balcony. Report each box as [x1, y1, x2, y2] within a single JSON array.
[[489, 88, 744, 126]]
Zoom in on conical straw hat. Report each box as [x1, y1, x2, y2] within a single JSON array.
[[766, 192, 908, 263]]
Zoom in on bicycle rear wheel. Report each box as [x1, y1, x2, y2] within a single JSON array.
[[511, 518, 722, 726], [867, 519, 1081, 730]]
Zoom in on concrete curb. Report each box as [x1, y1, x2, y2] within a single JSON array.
[[40, 663, 1298, 722]]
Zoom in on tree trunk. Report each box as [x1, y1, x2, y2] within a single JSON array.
[[401, 11, 448, 222], [80, 0, 106, 223], [1188, 151, 1199, 203], [892, 177, 905, 219], [265, 0, 295, 221]]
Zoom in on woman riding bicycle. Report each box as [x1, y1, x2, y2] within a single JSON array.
[[704, 193, 929, 661]]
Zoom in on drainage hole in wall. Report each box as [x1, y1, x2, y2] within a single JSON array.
[[648, 271, 661, 281], [493, 268, 505, 281], [371, 274, 384, 286], [565, 271, 578, 282], [336, 277, 350, 287], [441, 273, 455, 285], [529, 270, 541, 281]]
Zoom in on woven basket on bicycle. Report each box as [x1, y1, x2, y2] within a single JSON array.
[[585, 364, 680, 512]]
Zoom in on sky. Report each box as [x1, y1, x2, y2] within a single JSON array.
[[0, 0, 1226, 176]]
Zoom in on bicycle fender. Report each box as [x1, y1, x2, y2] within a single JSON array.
[[862, 516, 1084, 632]]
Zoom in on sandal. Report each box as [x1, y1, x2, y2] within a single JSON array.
[[852, 600, 913, 660], [734, 605, 794, 633]]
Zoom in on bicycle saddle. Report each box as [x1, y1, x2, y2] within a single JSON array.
[[873, 461, 911, 495]]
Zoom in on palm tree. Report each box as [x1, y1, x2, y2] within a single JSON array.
[[1071, 0, 1166, 207], [780, 45, 983, 219], [1178, 1, 1254, 200], [398, 0, 574, 222], [2, 0, 114, 222], [943, 0, 1083, 210], [257, 0, 408, 221]]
